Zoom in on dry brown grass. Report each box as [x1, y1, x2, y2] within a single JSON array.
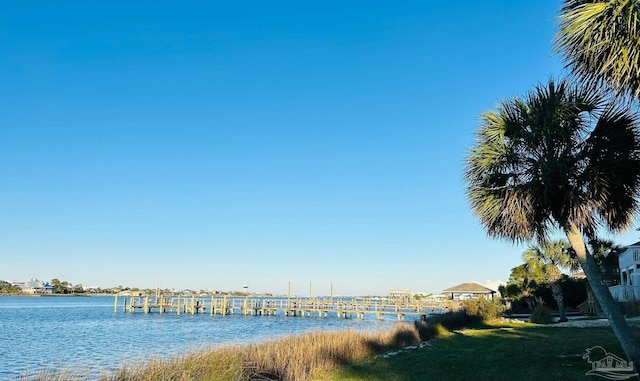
[[24, 323, 426, 381], [103, 348, 246, 381], [242, 324, 421, 380]]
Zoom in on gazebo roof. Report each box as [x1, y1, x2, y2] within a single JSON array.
[[442, 282, 495, 294]]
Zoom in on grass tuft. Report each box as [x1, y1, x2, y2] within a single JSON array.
[[241, 325, 422, 380], [529, 305, 554, 324], [105, 348, 246, 381]]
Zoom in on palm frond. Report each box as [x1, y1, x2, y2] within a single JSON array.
[[522, 239, 579, 282], [555, 0, 640, 99], [465, 78, 640, 243]]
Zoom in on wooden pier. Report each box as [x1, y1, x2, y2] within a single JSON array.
[[113, 294, 456, 321]]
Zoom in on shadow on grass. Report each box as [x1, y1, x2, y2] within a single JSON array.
[[328, 324, 638, 381]]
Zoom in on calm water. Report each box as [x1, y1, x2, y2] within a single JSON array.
[[0, 296, 400, 379]]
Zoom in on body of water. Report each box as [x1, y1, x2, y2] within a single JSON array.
[[0, 295, 402, 379]]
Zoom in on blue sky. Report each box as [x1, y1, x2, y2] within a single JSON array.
[[2, 1, 638, 296]]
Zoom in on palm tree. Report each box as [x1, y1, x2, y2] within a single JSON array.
[[589, 238, 625, 285], [523, 240, 580, 322], [465, 78, 640, 368], [502, 263, 546, 311], [555, 0, 640, 99]]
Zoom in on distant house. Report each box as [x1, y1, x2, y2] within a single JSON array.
[[441, 282, 496, 301], [609, 241, 640, 302], [387, 289, 413, 303], [14, 278, 55, 294], [425, 294, 447, 303]]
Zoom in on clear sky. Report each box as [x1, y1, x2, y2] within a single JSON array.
[[2, 1, 638, 296]]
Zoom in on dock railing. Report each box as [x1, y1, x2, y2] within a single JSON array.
[[113, 294, 457, 320]]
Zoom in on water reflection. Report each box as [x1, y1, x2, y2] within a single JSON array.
[[0, 296, 399, 379]]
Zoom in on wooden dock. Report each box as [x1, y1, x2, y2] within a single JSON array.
[[113, 294, 456, 321]]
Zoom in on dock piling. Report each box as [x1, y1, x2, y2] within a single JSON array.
[[112, 294, 457, 321]]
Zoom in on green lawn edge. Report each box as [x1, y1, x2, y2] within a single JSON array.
[[312, 322, 637, 381]]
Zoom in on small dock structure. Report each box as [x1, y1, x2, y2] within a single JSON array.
[[113, 294, 455, 321]]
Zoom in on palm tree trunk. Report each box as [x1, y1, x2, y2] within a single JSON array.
[[566, 223, 640, 375], [550, 281, 567, 322]]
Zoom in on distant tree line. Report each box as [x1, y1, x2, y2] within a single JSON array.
[[50, 278, 85, 294], [0, 280, 20, 294], [0, 278, 119, 295], [0, 279, 272, 296]]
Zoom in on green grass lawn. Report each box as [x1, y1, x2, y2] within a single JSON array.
[[312, 323, 637, 381]]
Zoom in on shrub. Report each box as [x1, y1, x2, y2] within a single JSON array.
[[560, 276, 588, 309], [425, 310, 469, 330], [507, 298, 533, 314], [529, 305, 553, 324], [463, 298, 504, 322], [414, 320, 450, 341], [430, 323, 449, 338]]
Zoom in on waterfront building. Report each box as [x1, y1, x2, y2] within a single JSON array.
[[609, 241, 640, 302], [441, 282, 496, 300], [387, 289, 413, 303], [10, 278, 55, 294]]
